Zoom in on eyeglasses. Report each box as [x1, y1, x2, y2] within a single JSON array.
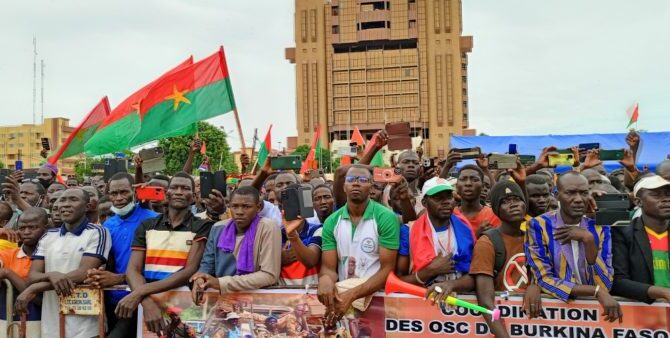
[[345, 176, 371, 184]]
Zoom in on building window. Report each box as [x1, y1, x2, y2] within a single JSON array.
[[463, 101, 468, 108], [462, 75, 467, 83], [361, 2, 386, 11], [332, 25, 339, 34], [332, 6, 339, 16], [409, 20, 417, 29], [360, 21, 386, 30]]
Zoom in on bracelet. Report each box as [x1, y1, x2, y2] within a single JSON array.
[[593, 285, 601, 297], [415, 271, 426, 285]]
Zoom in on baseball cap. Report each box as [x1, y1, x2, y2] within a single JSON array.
[[421, 177, 454, 199], [226, 312, 241, 320], [634, 175, 670, 197]]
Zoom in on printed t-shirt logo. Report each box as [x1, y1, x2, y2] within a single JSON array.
[[361, 237, 376, 253], [503, 252, 528, 292]]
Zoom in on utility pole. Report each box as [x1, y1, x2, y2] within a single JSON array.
[[41, 60, 45, 124], [33, 37, 37, 125]]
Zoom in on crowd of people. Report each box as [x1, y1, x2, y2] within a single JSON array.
[[0, 129, 669, 338]]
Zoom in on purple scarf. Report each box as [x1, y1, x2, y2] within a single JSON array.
[[217, 215, 261, 275]]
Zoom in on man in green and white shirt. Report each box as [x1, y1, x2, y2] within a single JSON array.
[[318, 165, 399, 325]]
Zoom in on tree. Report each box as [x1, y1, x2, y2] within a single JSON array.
[[74, 157, 105, 181], [290, 145, 334, 173], [478, 132, 489, 136], [0, 160, 4, 169], [159, 121, 238, 175]]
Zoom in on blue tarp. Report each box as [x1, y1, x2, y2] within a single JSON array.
[[450, 132, 670, 173]]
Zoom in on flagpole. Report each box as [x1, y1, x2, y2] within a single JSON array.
[[232, 107, 247, 152]]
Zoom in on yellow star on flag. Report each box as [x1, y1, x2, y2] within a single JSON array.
[[165, 85, 191, 111]]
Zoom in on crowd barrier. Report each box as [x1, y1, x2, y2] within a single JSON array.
[[3, 283, 670, 337], [135, 287, 670, 338]]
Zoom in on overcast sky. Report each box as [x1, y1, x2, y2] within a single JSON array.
[[1, 1, 668, 151]]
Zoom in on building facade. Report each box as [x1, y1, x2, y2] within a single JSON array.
[[286, 0, 475, 157], [0, 117, 77, 174]]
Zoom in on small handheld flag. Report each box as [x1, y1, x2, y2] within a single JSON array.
[[626, 103, 639, 129]]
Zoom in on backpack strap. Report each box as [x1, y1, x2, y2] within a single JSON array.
[[482, 228, 507, 275]]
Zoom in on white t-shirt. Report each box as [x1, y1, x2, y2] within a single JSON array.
[[260, 200, 282, 228], [33, 222, 111, 338]]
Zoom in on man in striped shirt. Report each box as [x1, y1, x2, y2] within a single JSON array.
[[116, 172, 213, 335], [525, 172, 622, 322]]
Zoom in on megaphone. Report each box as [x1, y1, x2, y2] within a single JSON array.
[[384, 272, 502, 321], [385, 271, 426, 298]]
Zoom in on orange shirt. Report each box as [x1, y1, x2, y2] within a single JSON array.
[[0, 246, 32, 279], [456, 206, 502, 233]]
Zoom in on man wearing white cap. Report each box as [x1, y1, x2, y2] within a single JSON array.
[[399, 177, 475, 301], [612, 175, 670, 303], [225, 312, 242, 338]]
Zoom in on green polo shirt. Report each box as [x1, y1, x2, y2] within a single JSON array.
[[322, 200, 400, 251]]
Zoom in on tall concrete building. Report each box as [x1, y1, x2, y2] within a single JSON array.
[[286, 0, 474, 157], [0, 117, 77, 174]]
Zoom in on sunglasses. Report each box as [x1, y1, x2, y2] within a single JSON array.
[[345, 176, 371, 184]]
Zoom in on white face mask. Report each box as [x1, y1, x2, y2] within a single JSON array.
[[111, 201, 135, 216]]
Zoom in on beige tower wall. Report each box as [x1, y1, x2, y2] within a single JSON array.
[[288, 0, 473, 157]]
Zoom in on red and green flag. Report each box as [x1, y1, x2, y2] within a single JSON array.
[[626, 103, 639, 129], [256, 124, 273, 168], [84, 57, 194, 156], [300, 126, 321, 174], [351, 127, 365, 146], [129, 47, 236, 146], [48, 96, 111, 163]]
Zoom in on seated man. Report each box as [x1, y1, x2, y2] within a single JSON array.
[[455, 165, 501, 235], [37, 164, 58, 190], [470, 181, 530, 337], [0, 201, 18, 250], [526, 174, 551, 218], [45, 182, 66, 210], [81, 186, 101, 224], [307, 184, 335, 225], [279, 184, 325, 286], [85, 172, 158, 338], [402, 178, 474, 296], [0, 207, 47, 338], [612, 175, 670, 303], [16, 189, 111, 338], [116, 172, 212, 334], [525, 172, 622, 322], [519, 174, 552, 232], [318, 165, 399, 325], [97, 196, 114, 225], [190, 186, 281, 299]]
